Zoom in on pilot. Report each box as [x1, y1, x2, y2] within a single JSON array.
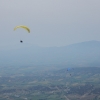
[[20, 40, 23, 43]]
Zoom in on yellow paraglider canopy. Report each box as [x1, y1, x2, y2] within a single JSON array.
[[14, 25, 30, 33]]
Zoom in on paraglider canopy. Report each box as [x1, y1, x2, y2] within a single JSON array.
[[14, 25, 30, 33], [67, 68, 72, 71]]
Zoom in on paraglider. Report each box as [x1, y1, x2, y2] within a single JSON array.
[[67, 68, 73, 76], [14, 25, 30, 43]]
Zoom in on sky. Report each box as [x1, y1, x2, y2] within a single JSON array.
[[0, 0, 100, 47]]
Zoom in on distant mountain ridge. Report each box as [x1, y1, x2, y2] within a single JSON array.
[[0, 40, 100, 67]]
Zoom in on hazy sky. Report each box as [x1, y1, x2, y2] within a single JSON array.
[[0, 0, 100, 47]]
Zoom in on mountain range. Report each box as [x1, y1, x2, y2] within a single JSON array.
[[0, 40, 100, 67]]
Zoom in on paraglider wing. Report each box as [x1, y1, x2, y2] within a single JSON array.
[[14, 25, 30, 33], [67, 68, 71, 71]]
